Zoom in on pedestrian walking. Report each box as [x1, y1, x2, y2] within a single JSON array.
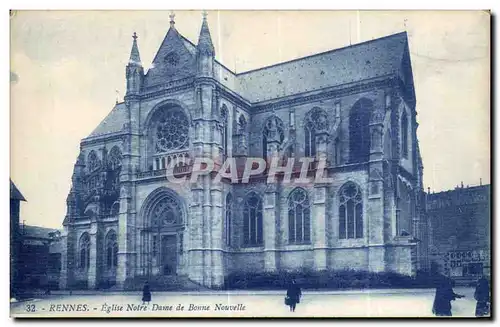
[[432, 274, 465, 316], [474, 276, 490, 317], [285, 279, 302, 312], [142, 281, 151, 305]]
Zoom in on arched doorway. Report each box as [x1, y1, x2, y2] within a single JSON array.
[[140, 188, 185, 276]]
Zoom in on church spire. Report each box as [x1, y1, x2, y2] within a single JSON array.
[[197, 10, 215, 56], [126, 32, 144, 96], [129, 32, 142, 66]]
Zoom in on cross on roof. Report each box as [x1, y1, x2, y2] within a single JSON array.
[[169, 11, 175, 24], [202, 10, 207, 20], [132, 32, 137, 40]]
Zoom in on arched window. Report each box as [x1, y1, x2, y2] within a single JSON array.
[[87, 150, 100, 172], [401, 111, 409, 158], [150, 194, 183, 227], [288, 188, 311, 244], [262, 116, 285, 158], [108, 146, 122, 170], [221, 105, 229, 158], [79, 233, 91, 270], [105, 230, 118, 270], [243, 192, 263, 246], [149, 106, 189, 154], [339, 182, 363, 239], [304, 108, 328, 157], [349, 99, 373, 163], [225, 193, 232, 246]]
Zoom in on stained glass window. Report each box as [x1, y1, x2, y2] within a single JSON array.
[[339, 182, 363, 239], [151, 107, 189, 153], [288, 188, 311, 244], [243, 192, 263, 246]]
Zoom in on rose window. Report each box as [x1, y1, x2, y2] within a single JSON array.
[[152, 108, 189, 153]]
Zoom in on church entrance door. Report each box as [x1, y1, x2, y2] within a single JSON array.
[[161, 235, 177, 275]]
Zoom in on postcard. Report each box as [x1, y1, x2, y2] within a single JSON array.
[[9, 10, 490, 318]]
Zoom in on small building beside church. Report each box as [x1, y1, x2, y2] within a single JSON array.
[[426, 183, 490, 284]]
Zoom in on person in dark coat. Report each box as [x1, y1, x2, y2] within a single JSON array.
[[142, 281, 151, 305], [286, 279, 302, 312], [474, 276, 490, 317], [432, 274, 464, 316]]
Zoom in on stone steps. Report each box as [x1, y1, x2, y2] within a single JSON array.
[[120, 275, 209, 291]]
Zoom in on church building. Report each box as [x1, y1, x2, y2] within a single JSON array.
[[59, 13, 427, 289]]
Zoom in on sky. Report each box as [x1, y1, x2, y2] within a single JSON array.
[[10, 10, 490, 228]]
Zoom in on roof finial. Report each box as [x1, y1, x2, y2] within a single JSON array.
[[169, 11, 175, 27], [202, 10, 208, 20], [132, 32, 138, 40]]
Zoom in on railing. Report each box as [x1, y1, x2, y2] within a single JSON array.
[[137, 150, 193, 180]]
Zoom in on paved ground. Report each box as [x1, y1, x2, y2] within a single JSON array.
[[11, 287, 483, 318]]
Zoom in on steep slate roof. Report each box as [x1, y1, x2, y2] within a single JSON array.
[[10, 180, 26, 201], [237, 32, 409, 103], [87, 102, 127, 138]]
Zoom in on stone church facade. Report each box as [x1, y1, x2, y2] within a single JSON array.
[[59, 13, 428, 289]]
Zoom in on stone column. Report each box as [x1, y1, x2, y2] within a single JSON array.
[[87, 221, 99, 289], [368, 108, 386, 272], [116, 183, 132, 288], [59, 226, 74, 289], [313, 131, 329, 270], [313, 186, 327, 270], [263, 184, 278, 271], [210, 180, 224, 287]]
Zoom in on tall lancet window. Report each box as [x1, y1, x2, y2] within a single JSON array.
[[225, 193, 232, 246], [243, 192, 263, 247], [288, 188, 311, 244], [339, 182, 364, 239], [105, 230, 118, 270], [401, 111, 409, 158], [221, 105, 229, 158], [304, 107, 329, 157], [79, 233, 91, 271], [349, 98, 373, 163]]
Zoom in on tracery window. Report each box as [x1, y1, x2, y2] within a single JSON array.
[[105, 230, 118, 270], [339, 182, 364, 239], [151, 194, 183, 227], [79, 233, 91, 270], [87, 150, 100, 172], [225, 193, 232, 246], [288, 188, 311, 244], [243, 192, 263, 247], [401, 111, 409, 158], [262, 116, 285, 158], [150, 107, 189, 154], [305, 108, 328, 157], [108, 146, 122, 170]]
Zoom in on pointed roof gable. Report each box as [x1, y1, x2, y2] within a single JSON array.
[[10, 180, 26, 201], [143, 26, 197, 88], [128, 32, 142, 66], [197, 14, 215, 56]]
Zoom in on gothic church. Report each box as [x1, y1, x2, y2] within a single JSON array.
[[60, 13, 427, 289]]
